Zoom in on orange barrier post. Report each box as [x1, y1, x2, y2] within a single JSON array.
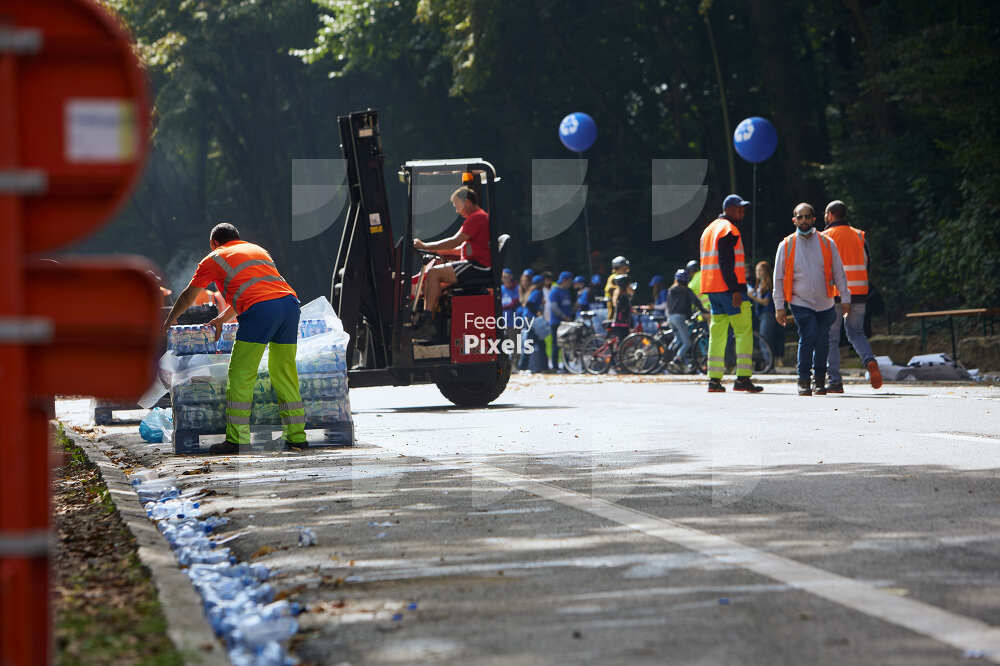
[[0, 1, 157, 663]]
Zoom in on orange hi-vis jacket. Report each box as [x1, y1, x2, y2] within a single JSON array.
[[822, 223, 868, 297], [192, 240, 296, 314], [699, 217, 746, 293], [781, 232, 837, 306]]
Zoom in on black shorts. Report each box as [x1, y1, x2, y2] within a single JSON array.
[[446, 260, 492, 287]]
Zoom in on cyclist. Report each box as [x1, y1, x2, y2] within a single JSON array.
[[609, 273, 634, 345], [604, 256, 630, 305], [667, 269, 710, 372]]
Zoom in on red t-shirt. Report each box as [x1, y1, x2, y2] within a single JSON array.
[[459, 209, 491, 267]]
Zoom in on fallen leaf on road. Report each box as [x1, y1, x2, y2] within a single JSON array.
[[250, 545, 274, 560]]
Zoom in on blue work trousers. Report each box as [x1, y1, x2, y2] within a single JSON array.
[[790, 304, 835, 385]]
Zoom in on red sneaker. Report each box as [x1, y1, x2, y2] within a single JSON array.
[[866, 359, 883, 389]]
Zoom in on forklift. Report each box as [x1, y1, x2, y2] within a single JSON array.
[[331, 109, 512, 406]]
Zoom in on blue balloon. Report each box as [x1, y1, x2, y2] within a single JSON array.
[[733, 116, 777, 163], [558, 112, 597, 153]]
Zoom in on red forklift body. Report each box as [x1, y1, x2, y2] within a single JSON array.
[[451, 293, 498, 364]]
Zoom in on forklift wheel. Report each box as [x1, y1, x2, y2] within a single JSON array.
[[436, 355, 512, 408]]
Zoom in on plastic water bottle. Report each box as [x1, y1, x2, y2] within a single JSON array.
[[236, 615, 298, 648], [136, 478, 180, 503], [129, 469, 158, 484]]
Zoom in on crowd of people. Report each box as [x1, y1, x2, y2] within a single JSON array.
[[495, 193, 882, 396]]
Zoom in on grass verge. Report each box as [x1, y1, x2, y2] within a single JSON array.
[[53, 426, 182, 666]]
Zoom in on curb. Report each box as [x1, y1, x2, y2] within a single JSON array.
[[63, 427, 229, 666]]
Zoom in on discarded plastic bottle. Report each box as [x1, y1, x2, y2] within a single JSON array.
[[236, 615, 298, 648]]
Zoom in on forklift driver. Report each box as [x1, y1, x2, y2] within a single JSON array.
[[412, 186, 492, 335]]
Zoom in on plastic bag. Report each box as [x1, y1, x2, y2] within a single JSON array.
[[140, 407, 173, 443], [556, 321, 587, 350], [530, 316, 552, 339]]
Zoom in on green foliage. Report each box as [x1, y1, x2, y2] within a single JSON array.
[[82, 0, 999, 315]]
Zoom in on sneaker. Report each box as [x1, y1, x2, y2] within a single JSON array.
[[798, 381, 812, 396], [813, 383, 827, 396], [866, 359, 883, 389], [208, 440, 245, 454], [411, 311, 436, 339], [707, 378, 725, 393], [733, 377, 763, 393], [283, 440, 307, 451], [827, 382, 844, 394]]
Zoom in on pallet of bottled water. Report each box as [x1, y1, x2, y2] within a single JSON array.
[[162, 298, 353, 453], [167, 325, 218, 355]]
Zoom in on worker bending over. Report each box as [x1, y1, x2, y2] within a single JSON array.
[[163, 223, 306, 453]]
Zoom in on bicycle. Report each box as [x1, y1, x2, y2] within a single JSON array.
[[650, 312, 709, 374], [578, 310, 660, 375]]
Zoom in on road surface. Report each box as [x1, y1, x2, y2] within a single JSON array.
[[58, 374, 1000, 664]]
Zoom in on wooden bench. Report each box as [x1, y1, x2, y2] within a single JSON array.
[[904, 308, 1000, 361]]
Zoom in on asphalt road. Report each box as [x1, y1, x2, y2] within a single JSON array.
[[59, 374, 1000, 665]]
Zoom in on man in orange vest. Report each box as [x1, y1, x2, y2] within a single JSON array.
[[773, 203, 851, 396], [163, 223, 306, 453], [698, 194, 763, 393], [822, 200, 881, 392]]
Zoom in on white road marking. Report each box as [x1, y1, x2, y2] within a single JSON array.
[[439, 457, 1000, 661], [916, 432, 1000, 444]]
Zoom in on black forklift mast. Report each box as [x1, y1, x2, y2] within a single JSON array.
[[332, 110, 402, 370]]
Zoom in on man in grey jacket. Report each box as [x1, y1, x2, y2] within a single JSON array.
[[773, 203, 851, 396]]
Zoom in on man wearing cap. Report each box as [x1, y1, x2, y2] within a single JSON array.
[[500, 268, 519, 331], [518, 274, 547, 373], [821, 200, 882, 392], [698, 194, 763, 393], [548, 271, 576, 372], [773, 203, 851, 396]]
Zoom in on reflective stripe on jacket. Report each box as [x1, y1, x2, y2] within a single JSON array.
[[698, 218, 746, 293], [822, 224, 868, 296], [781, 232, 836, 306], [211, 241, 296, 314]]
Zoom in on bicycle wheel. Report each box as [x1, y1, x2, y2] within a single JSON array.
[[563, 346, 585, 374], [754, 332, 774, 374], [691, 333, 709, 374], [619, 333, 662, 375], [581, 336, 611, 374], [652, 329, 676, 373]]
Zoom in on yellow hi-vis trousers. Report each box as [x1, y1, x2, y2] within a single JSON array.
[[707, 301, 753, 379], [225, 340, 306, 445]]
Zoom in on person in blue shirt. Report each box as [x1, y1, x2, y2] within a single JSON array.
[[499, 267, 519, 331], [518, 274, 547, 373], [548, 271, 575, 372], [572, 275, 588, 315], [650, 274, 668, 321], [587, 273, 606, 335]]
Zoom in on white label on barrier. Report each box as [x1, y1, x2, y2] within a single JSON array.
[[66, 99, 138, 162], [369, 213, 381, 226]]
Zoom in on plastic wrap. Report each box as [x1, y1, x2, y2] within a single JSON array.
[[165, 297, 352, 436]]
